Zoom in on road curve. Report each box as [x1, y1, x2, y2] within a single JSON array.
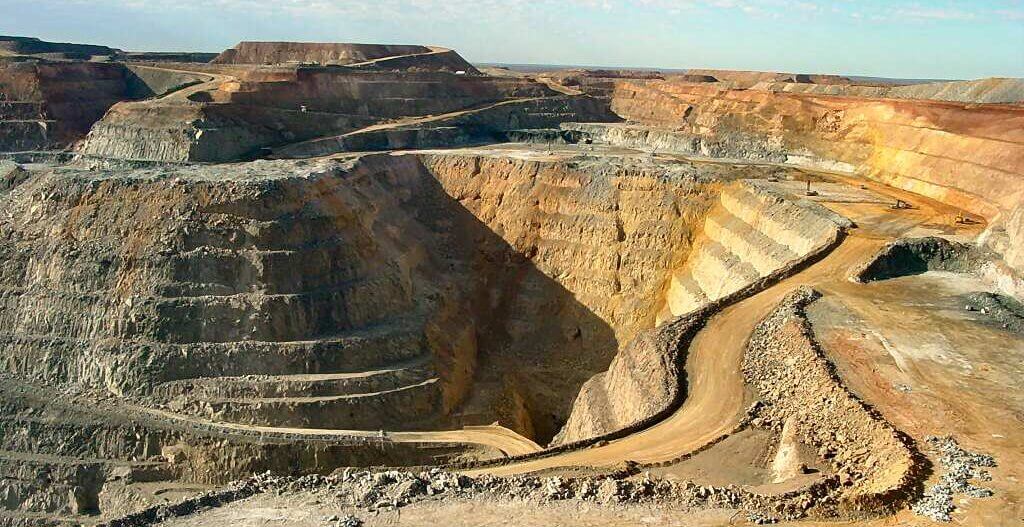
[[117, 158, 971, 473], [130, 404, 542, 458], [466, 171, 976, 476], [468, 235, 883, 476]]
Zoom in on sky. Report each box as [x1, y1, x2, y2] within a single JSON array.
[[3, 0, 1023, 79]]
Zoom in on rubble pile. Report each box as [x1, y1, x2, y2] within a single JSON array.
[[911, 436, 996, 522]]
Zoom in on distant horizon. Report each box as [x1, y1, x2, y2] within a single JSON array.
[[0, 32, 991, 82], [476, 62, 965, 83], [4, 0, 1023, 79]]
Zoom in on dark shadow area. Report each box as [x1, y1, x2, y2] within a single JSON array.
[[368, 155, 620, 444], [853, 236, 983, 282]]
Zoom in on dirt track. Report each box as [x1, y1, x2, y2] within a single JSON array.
[[110, 149, 978, 476], [131, 404, 542, 457], [469, 169, 978, 476]]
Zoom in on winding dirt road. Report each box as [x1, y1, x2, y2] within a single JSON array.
[[468, 168, 977, 476], [131, 403, 542, 457], [111, 144, 974, 473]]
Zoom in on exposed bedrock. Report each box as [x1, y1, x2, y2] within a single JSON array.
[[211, 42, 480, 74], [0, 60, 129, 151], [0, 379, 481, 526], [978, 203, 1024, 297], [77, 70, 570, 163], [271, 95, 616, 159], [565, 79, 1024, 295], [555, 181, 848, 444], [851, 236, 985, 283], [0, 152, 772, 443], [582, 80, 1024, 223], [744, 287, 923, 517]]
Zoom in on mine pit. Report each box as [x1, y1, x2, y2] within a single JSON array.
[[1, 36, 1022, 527]]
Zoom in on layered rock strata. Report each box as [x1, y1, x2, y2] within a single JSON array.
[[77, 69, 573, 163], [592, 80, 1024, 222], [0, 60, 128, 152], [555, 181, 847, 444], [0, 153, 775, 442]]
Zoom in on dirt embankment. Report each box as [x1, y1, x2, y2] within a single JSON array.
[[743, 287, 924, 516], [750, 77, 1024, 104], [212, 42, 430, 66]]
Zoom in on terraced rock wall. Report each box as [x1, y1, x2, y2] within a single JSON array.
[[78, 101, 378, 163], [1, 153, 761, 443], [602, 80, 1024, 222], [78, 70, 560, 162], [0, 380, 480, 526], [555, 181, 847, 444], [0, 61, 128, 151], [272, 95, 616, 159]]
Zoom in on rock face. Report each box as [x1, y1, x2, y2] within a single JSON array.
[[555, 181, 847, 445], [592, 80, 1024, 221], [77, 67, 584, 163], [0, 59, 213, 154], [657, 181, 846, 322], [0, 60, 129, 151], [271, 95, 616, 159], [0, 378, 480, 525], [551, 311, 700, 445], [0, 158, 450, 431], [211, 42, 479, 74], [0, 152, 772, 442]]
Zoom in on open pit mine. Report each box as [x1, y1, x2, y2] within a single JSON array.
[[1, 35, 1023, 527]]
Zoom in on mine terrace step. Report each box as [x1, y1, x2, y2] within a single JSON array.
[[703, 211, 798, 274], [206, 377, 439, 405], [154, 354, 435, 399]]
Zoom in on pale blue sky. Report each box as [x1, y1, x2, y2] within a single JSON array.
[[3, 1, 1023, 79]]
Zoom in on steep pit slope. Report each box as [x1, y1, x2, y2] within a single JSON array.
[[569, 80, 1024, 294], [211, 42, 477, 73], [0, 156, 500, 432], [416, 153, 727, 441], [0, 151, 772, 444], [601, 80, 1024, 221], [0, 60, 128, 152], [555, 180, 848, 444], [77, 64, 577, 163]]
